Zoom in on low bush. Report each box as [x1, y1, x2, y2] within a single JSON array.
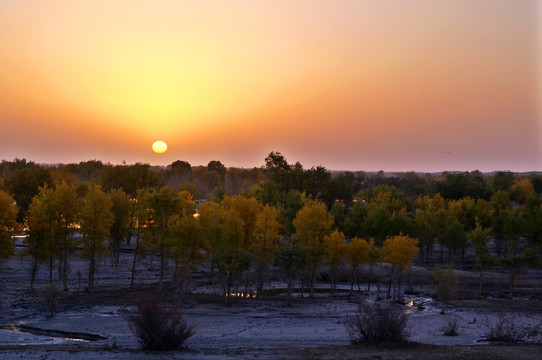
[[126, 296, 194, 350], [344, 302, 409, 344], [441, 318, 459, 336], [483, 313, 524, 343]]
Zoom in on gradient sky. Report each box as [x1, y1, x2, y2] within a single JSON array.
[[1, 0, 540, 172]]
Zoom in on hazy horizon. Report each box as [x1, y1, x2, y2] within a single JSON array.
[[1, 0, 540, 173]]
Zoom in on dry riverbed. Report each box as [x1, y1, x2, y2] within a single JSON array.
[[1, 252, 541, 359]]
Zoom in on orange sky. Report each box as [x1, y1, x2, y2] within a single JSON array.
[[1, 0, 540, 172]]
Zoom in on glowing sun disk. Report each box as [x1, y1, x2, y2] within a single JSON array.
[[152, 140, 167, 154]]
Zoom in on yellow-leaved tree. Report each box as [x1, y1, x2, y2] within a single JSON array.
[[252, 205, 280, 293], [382, 234, 419, 300], [80, 185, 114, 290], [324, 230, 347, 293], [345, 237, 371, 292], [25, 187, 54, 289], [293, 200, 332, 297], [0, 190, 21, 263]]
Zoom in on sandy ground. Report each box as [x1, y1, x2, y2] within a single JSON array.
[[1, 248, 542, 359]]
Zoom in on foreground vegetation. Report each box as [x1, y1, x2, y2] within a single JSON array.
[[0, 152, 541, 303]]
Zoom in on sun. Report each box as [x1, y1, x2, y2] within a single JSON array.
[[152, 140, 167, 154]]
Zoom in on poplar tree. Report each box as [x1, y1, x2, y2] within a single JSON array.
[[146, 187, 181, 289], [51, 182, 82, 290], [382, 234, 419, 300], [251, 205, 280, 292], [25, 188, 53, 288], [346, 237, 371, 292], [324, 230, 347, 293], [80, 185, 114, 290], [293, 200, 332, 297], [0, 190, 20, 262], [468, 223, 493, 297], [108, 188, 132, 266]]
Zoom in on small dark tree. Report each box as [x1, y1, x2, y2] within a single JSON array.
[[431, 265, 458, 314], [41, 284, 62, 317], [127, 297, 194, 350]]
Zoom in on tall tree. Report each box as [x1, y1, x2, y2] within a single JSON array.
[[223, 195, 262, 250], [293, 200, 333, 297], [169, 210, 203, 297], [3, 165, 53, 222], [0, 190, 21, 262], [503, 207, 537, 299], [146, 187, 181, 289], [438, 218, 467, 265], [276, 238, 307, 306], [24, 188, 53, 288], [491, 190, 512, 257], [510, 179, 534, 206], [413, 194, 446, 264], [324, 230, 347, 293], [467, 223, 493, 297], [281, 190, 304, 237], [108, 189, 132, 265], [100, 163, 160, 196], [524, 196, 542, 246], [344, 200, 368, 239], [381, 234, 419, 300], [80, 185, 114, 290], [345, 237, 371, 292], [198, 200, 225, 281], [130, 189, 152, 288], [207, 160, 227, 182], [51, 181, 82, 290], [217, 208, 252, 305], [251, 205, 280, 292]]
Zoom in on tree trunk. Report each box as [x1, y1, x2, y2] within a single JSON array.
[[159, 246, 165, 290], [130, 234, 139, 289], [287, 270, 292, 306], [397, 273, 403, 301], [30, 256, 38, 290], [509, 266, 516, 299], [331, 263, 336, 293], [386, 265, 394, 299], [62, 246, 69, 291], [88, 251, 95, 290], [49, 255, 53, 284], [367, 262, 374, 293], [479, 266, 483, 298], [309, 263, 315, 298], [350, 265, 355, 294], [258, 248, 267, 293], [58, 251, 62, 287], [225, 276, 232, 306]]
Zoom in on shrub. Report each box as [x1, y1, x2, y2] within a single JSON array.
[[41, 284, 62, 317], [441, 318, 459, 336], [432, 266, 458, 301], [126, 297, 194, 350], [344, 302, 409, 343], [483, 313, 524, 343]]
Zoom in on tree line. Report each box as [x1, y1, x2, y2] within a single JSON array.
[[0, 152, 541, 301]]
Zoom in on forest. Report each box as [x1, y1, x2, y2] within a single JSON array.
[[1, 152, 541, 303]]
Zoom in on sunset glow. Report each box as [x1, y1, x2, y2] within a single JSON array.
[[0, 0, 540, 171]]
